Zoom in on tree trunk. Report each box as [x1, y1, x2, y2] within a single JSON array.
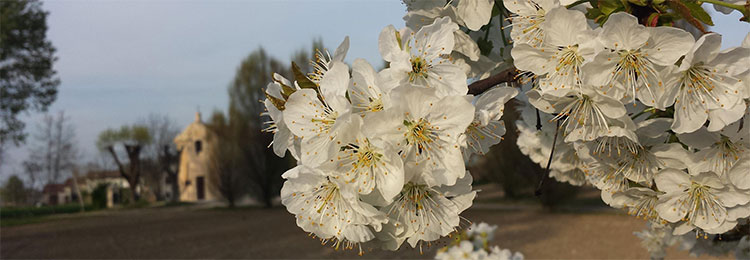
[[161, 146, 180, 202]]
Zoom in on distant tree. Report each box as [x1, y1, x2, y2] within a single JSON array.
[[0, 0, 60, 147], [0, 144, 5, 168], [139, 114, 180, 201], [97, 125, 151, 202], [23, 111, 78, 186], [206, 111, 246, 207], [225, 48, 291, 208], [22, 160, 42, 203], [205, 41, 325, 208], [1, 175, 27, 206]]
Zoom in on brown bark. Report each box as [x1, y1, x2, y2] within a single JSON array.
[[106, 144, 143, 202], [160, 145, 180, 202], [124, 145, 142, 201], [467, 67, 518, 95]]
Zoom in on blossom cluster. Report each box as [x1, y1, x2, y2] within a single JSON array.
[[507, 0, 750, 243], [262, 0, 518, 254], [435, 222, 524, 260], [260, 0, 750, 256], [634, 221, 750, 259]]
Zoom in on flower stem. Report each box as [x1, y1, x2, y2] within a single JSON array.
[[535, 120, 560, 196]]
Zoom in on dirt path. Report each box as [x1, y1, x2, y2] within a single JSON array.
[[0, 206, 728, 259]]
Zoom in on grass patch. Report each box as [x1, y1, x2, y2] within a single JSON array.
[[1, 204, 93, 219], [0, 216, 50, 227], [160, 201, 194, 208]]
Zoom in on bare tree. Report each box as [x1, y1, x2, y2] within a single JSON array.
[[22, 160, 43, 203], [0, 143, 6, 169], [138, 114, 180, 201], [24, 111, 78, 187]]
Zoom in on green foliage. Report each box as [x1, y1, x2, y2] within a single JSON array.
[[91, 184, 108, 209], [681, 1, 714, 26], [96, 124, 152, 149], [209, 41, 323, 208], [1, 175, 26, 205], [0, 204, 94, 219], [291, 61, 318, 90], [0, 0, 60, 146], [584, 0, 743, 29]]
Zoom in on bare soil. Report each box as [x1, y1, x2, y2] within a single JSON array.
[[0, 205, 730, 259]]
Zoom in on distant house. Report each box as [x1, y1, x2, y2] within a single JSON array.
[[41, 184, 67, 205], [173, 112, 220, 202], [41, 170, 129, 207]]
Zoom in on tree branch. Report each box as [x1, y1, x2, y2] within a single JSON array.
[[107, 146, 129, 183], [467, 67, 518, 95]]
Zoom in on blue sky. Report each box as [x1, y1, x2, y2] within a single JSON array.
[[1, 1, 749, 183]]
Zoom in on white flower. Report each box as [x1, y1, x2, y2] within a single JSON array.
[[590, 118, 691, 185], [348, 58, 394, 118], [504, 0, 561, 47], [511, 7, 598, 97], [263, 73, 297, 158], [677, 118, 749, 177], [660, 33, 750, 133], [582, 160, 629, 204], [463, 85, 518, 157], [532, 88, 631, 143], [515, 102, 588, 186], [379, 17, 468, 97], [726, 155, 750, 222], [654, 169, 749, 234], [309, 37, 350, 84], [633, 222, 676, 259], [488, 246, 524, 260], [466, 222, 498, 250], [728, 155, 750, 191], [324, 115, 405, 204], [712, 0, 745, 14], [283, 61, 352, 167], [435, 240, 487, 260], [612, 187, 663, 222], [403, 0, 446, 12], [677, 232, 741, 257], [280, 165, 387, 253], [467, 222, 498, 242], [382, 173, 476, 250], [456, 0, 495, 31], [582, 12, 694, 106], [402, 4, 483, 62], [370, 86, 475, 187]]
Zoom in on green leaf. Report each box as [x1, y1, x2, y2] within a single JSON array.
[[477, 37, 494, 56], [682, 1, 714, 26], [272, 75, 296, 100], [627, 0, 648, 6], [599, 0, 622, 15], [291, 62, 318, 90], [265, 92, 286, 111]]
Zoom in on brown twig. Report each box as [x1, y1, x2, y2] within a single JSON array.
[[467, 67, 518, 95], [667, 0, 709, 34]]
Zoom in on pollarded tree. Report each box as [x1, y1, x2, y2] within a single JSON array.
[[0, 0, 60, 148], [97, 125, 151, 202]]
